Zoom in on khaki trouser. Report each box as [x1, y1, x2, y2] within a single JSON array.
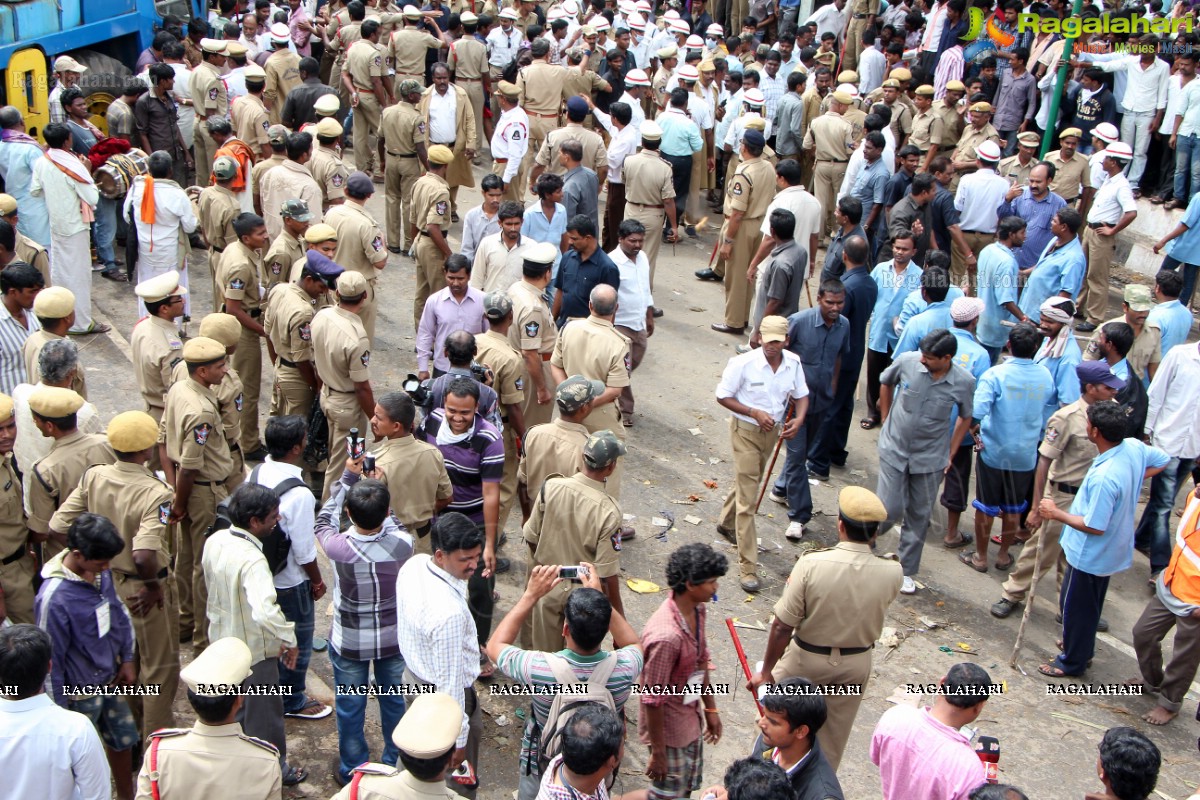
[[461, 79, 486, 151], [320, 389, 369, 502], [814, 160, 848, 239], [498, 423, 519, 538], [730, 0, 750, 37], [719, 417, 777, 579], [147, 405, 165, 473], [799, 151, 815, 193], [1000, 486, 1071, 603], [1079, 226, 1116, 325], [232, 325, 263, 453], [113, 570, 180, 740], [956, 229, 992, 295], [529, 581, 571, 652], [0, 552, 35, 624], [414, 236, 447, 329], [843, 18, 868, 72], [582, 403, 624, 500], [494, 160, 527, 204], [358, 278, 378, 343], [208, 249, 222, 313], [270, 362, 315, 419], [353, 92, 383, 173], [386, 155, 423, 250], [523, 114, 559, 186], [523, 359, 554, 429], [1133, 591, 1200, 713], [225, 442, 246, 493], [194, 123, 217, 187], [772, 643, 872, 771], [625, 202, 666, 287], [176, 481, 224, 651], [723, 219, 762, 328]]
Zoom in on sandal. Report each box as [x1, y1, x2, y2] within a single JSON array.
[[1037, 663, 1071, 678], [994, 556, 1015, 571], [958, 550, 988, 573], [69, 322, 111, 335], [100, 269, 128, 282], [943, 531, 972, 549], [282, 765, 308, 786], [478, 652, 496, 679], [860, 417, 880, 430]]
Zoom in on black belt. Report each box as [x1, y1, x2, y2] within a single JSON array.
[[816, 158, 849, 163], [795, 637, 873, 656], [1055, 482, 1080, 496], [961, 230, 990, 235], [115, 567, 170, 580], [193, 480, 214, 487], [229, 443, 240, 453], [249, 308, 262, 318], [433, 140, 456, 148], [1, 545, 27, 565], [278, 357, 300, 368], [211, 245, 225, 253], [853, 13, 868, 18], [419, 230, 432, 237], [387, 150, 418, 157], [1087, 221, 1113, 230]]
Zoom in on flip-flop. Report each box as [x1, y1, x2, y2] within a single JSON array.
[[282, 765, 308, 786], [860, 417, 879, 430], [943, 532, 972, 549], [958, 550, 988, 573], [1037, 663, 1071, 678]]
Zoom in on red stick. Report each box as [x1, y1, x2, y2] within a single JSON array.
[[725, 616, 764, 716]]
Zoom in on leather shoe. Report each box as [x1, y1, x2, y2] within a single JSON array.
[[652, 307, 664, 318], [711, 323, 745, 335], [740, 576, 761, 593], [1076, 321, 1097, 333], [695, 268, 721, 281], [716, 524, 736, 543], [619, 525, 636, 541]]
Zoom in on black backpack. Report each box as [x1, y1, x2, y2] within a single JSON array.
[[1116, 366, 1149, 440], [208, 465, 309, 574]]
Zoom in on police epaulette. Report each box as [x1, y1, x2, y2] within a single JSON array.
[[239, 734, 281, 753]]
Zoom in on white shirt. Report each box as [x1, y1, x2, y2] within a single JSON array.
[[1097, 55, 1170, 115], [254, 458, 319, 591], [760, 185, 823, 270], [1159, 73, 1197, 134], [395, 553, 479, 747], [954, 169, 1010, 233], [427, 88, 458, 144], [30, 153, 99, 238], [487, 25, 521, 67], [224, 65, 249, 103], [1145, 342, 1200, 458], [921, 0, 948, 52], [806, 2, 848, 44], [167, 63, 197, 144], [123, 176, 198, 274], [1088, 149, 1108, 191], [491, 106, 530, 183], [0, 694, 111, 800], [203, 526, 298, 663], [471, 233, 533, 293], [610, 245, 653, 329], [598, 121, 640, 184], [724, 111, 772, 149], [859, 46, 887, 96], [715, 347, 809, 425], [1087, 170, 1136, 225]]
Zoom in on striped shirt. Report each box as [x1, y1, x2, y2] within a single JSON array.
[[315, 472, 413, 661], [0, 304, 40, 396], [496, 644, 644, 774], [416, 410, 505, 524]]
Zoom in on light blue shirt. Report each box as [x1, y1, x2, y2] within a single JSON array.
[[893, 296, 958, 356], [897, 285, 965, 332], [867, 260, 923, 353], [949, 327, 991, 446], [0, 138, 51, 247], [521, 201, 567, 275], [851, 157, 890, 234], [1060, 438, 1170, 576], [1166, 191, 1200, 263], [1017, 236, 1086, 323], [975, 242, 1020, 348], [1035, 335, 1083, 428], [973, 357, 1055, 471], [657, 107, 703, 157], [1146, 299, 1193, 357]]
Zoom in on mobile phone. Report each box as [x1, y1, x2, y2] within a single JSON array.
[[559, 566, 580, 581], [346, 427, 364, 459], [363, 453, 376, 475]]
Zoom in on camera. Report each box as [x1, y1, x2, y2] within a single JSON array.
[[402, 372, 432, 407], [469, 361, 493, 386], [559, 565, 589, 582]]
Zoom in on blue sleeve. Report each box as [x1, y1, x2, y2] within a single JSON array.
[[997, 199, 1015, 219], [872, 173, 888, 205], [1080, 476, 1119, 533], [604, 262, 621, 289], [1146, 445, 1171, 471], [1062, 252, 1085, 295], [973, 370, 997, 423], [1056, 360, 1081, 405], [996, 260, 1018, 305], [893, 322, 919, 356]]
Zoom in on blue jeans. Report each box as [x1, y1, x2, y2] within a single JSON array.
[[94, 196, 119, 269], [1161, 254, 1198, 307], [329, 645, 407, 783], [275, 582, 315, 714], [1133, 456, 1196, 575], [772, 407, 824, 523], [1175, 133, 1200, 201]]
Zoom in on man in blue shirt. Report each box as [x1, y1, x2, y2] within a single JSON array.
[[552, 215, 620, 327], [850, 131, 890, 262], [1017, 208, 1086, 323], [1038, 401, 1169, 678], [894, 251, 964, 332], [864, 232, 923, 428], [770, 280, 850, 542], [940, 297, 991, 550], [961, 322, 1054, 573], [997, 163, 1067, 271], [522, 173, 568, 282], [893, 265, 957, 356], [1034, 297, 1084, 427], [821, 197, 866, 282], [975, 216, 1029, 364], [1146, 269, 1193, 357], [1154, 189, 1200, 306]]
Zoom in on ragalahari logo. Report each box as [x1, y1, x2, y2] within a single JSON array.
[[962, 6, 1016, 47]]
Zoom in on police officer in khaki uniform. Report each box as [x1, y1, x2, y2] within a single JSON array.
[[997, 131, 1041, 185], [517, 39, 567, 178], [198, 157, 242, 309], [173, 314, 247, 493], [288, 223, 341, 282], [805, 91, 855, 239], [24, 287, 87, 398], [367, 390, 453, 539], [523, 430, 625, 651], [449, 12, 490, 156], [934, 80, 967, 149], [309, 119, 352, 211], [311, 271, 375, 501], [715, 128, 776, 335], [549, 285, 631, 498], [232, 64, 271, 160], [516, 376, 594, 521], [1044, 127, 1092, 206], [410, 145, 455, 328], [843, 0, 880, 72], [130, 271, 187, 432], [380, 79, 429, 254], [262, 200, 312, 292], [50, 411, 179, 741], [531, 98, 609, 185], [137, 638, 282, 799], [332, 692, 463, 800], [344, 20, 388, 175], [748, 486, 901, 771], [326, 172, 388, 342], [474, 292, 528, 535], [263, 25, 302, 126], [909, 85, 945, 171], [508, 242, 559, 429], [0, 394, 32, 624], [388, 6, 444, 84], [189, 38, 229, 181], [622, 122, 679, 287], [950, 101, 1002, 188], [877, 79, 913, 148], [265, 250, 341, 419], [215, 213, 268, 458], [160, 336, 234, 652], [251, 127, 288, 217]]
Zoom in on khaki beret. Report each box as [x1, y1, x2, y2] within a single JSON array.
[[134, 269, 187, 303], [641, 120, 662, 141], [314, 94, 341, 115], [106, 410, 160, 452], [244, 63, 267, 81], [428, 144, 455, 165], [1058, 127, 1082, 141], [225, 41, 249, 57], [29, 386, 84, 418], [945, 80, 966, 92], [914, 84, 935, 96], [33, 286, 75, 319], [1017, 131, 1040, 147], [831, 90, 853, 105], [182, 336, 227, 364], [304, 223, 338, 243], [836, 70, 858, 83], [497, 80, 520, 99], [198, 313, 241, 348], [890, 67, 912, 81], [338, 271, 369, 296], [839, 486, 888, 524], [315, 117, 343, 138], [392, 693, 463, 756], [0, 393, 12, 421], [881, 78, 899, 89], [0, 194, 16, 215], [744, 116, 766, 131], [969, 101, 993, 113]]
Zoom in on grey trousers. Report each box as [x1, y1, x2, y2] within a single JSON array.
[[239, 657, 288, 770], [1133, 592, 1200, 713], [876, 459, 944, 577], [403, 668, 482, 799]]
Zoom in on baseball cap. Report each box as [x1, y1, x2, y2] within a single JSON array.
[[53, 55, 88, 73], [1123, 283, 1154, 311], [280, 199, 314, 222], [583, 429, 627, 469], [759, 315, 788, 342], [212, 155, 239, 180], [1076, 360, 1125, 390], [556, 375, 604, 413], [483, 291, 513, 320], [267, 124, 289, 146]]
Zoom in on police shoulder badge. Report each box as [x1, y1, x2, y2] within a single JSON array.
[[515, 377, 524, 390], [1044, 425, 1060, 444], [524, 321, 540, 338], [731, 179, 744, 196], [361, 350, 371, 367], [209, 87, 219, 101], [270, 260, 282, 275], [193, 423, 212, 445], [417, 121, 426, 134], [298, 322, 312, 341], [230, 277, 246, 290], [332, 173, 345, 187], [511, 127, 523, 140], [158, 502, 172, 526], [435, 200, 449, 217], [262, 120, 269, 131], [235, 393, 244, 412], [611, 529, 622, 551], [372, 235, 383, 251]]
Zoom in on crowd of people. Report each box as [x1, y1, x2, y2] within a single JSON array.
[[0, 0, 1199, 798]]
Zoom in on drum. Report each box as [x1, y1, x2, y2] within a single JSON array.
[[95, 149, 150, 198]]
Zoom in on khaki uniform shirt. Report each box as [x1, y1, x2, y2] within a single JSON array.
[[952, 123, 1001, 168], [562, 69, 609, 106], [130, 316, 184, 412], [217, 241, 264, 313], [517, 60, 566, 117], [725, 156, 776, 220], [134, 722, 281, 800], [161, 378, 234, 481], [842, 107, 867, 144], [50, 461, 175, 575], [251, 154, 286, 207], [535, 123, 608, 176], [330, 765, 458, 800], [309, 144, 351, 205], [389, 27, 442, 76], [326, 7, 354, 51], [262, 230, 304, 291], [265, 282, 320, 365], [372, 435, 453, 531], [231, 94, 270, 151], [263, 50, 303, 111], [171, 361, 244, 448], [909, 108, 944, 152], [311, 305, 371, 392], [474, 329, 526, 408], [260, 160, 323, 240], [997, 154, 1036, 186], [409, 172, 452, 235], [449, 38, 488, 80], [27, 431, 115, 533], [380, 101, 426, 156], [517, 418, 588, 491], [622, 150, 676, 206], [346, 39, 385, 92], [0, 456, 24, 558], [508, 279, 557, 355], [1045, 149, 1091, 202], [801, 89, 826, 142], [550, 316, 631, 432], [23, 330, 86, 398], [932, 99, 963, 147], [1040, 398, 1099, 488], [1083, 318, 1162, 380], [15, 234, 49, 283], [803, 112, 854, 162], [197, 185, 240, 252], [326, 201, 387, 278], [882, 99, 912, 143], [333, 22, 364, 69], [524, 473, 622, 577], [189, 61, 229, 121]]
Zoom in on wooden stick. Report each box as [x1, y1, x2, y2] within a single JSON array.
[[1009, 522, 1047, 668]]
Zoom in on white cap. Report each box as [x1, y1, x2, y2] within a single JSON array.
[[677, 64, 700, 81], [1092, 122, 1119, 143], [625, 68, 651, 86], [706, 23, 724, 36], [499, 6, 519, 19], [743, 87, 765, 105], [270, 21, 290, 41], [636, 0, 651, 11], [686, 34, 704, 48], [594, 17, 610, 30], [975, 140, 1002, 162], [1105, 141, 1134, 160], [180, 638, 253, 694], [626, 11, 644, 27], [837, 82, 860, 97], [669, 19, 689, 34], [664, 8, 681, 19]]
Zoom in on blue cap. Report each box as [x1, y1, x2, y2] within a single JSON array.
[[1076, 360, 1125, 390], [743, 129, 765, 148], [566, 95, 589, 115], [303, 250, 345, 284], [345, 171, 375, 196]]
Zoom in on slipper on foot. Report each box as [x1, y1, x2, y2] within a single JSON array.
[[943, 532, 972, 549], [958, 550, 987, 572]]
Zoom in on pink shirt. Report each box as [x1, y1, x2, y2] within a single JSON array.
[[289, 7, 312, 57], [870, 705, 986, 800]]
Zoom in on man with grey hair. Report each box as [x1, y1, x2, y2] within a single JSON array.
[[0, 106, 50, 248], [124, 151, 198, 315], [559, 139, 599, 231]]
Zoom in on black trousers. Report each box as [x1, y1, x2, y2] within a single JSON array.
[[663, 153, 694, 231], [1057, 563, 1111, 675], [865, 347, 893, 422]]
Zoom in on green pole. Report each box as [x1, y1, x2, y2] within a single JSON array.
[[1038, 0, 1087, 158]]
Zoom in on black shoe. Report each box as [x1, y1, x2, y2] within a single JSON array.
[[387, 245, 403, 254], [716, 524, 736, 543], [695, 268, 721, 281], [991, 598, 1020, 618], [652, 307, 664, 318], [685, 225, 698, 238], [711, 323, 745, 335], [451, 212, 459, 223], [740, 576, 761, 593], [243, 445, 270, 462], [494, 557, 511, 574], [1076, 321, 1097, 333]]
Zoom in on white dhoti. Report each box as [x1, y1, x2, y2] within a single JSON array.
[[51, 231, 94, 332]]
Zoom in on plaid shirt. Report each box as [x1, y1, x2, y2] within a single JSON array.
[[638, 596, 710, 749], [314, 472, 414, 661]]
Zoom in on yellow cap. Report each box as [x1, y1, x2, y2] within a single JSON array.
[[315, 117, 343, 138], [0, 393, 11, 421], [838, 486, 888, 524], [198, 313, 241, 348], [32, 286, 75, 319], [181, 637, 254, 694], [0, 194, 16, 216], [338, 271, 369, 296], [914, 84, 935, 96], [497, 80, 520, 99], [882, 78, 900, 89], [304, 223, 338, 243], [945, 80, 966, 92], [1059, 127, 1082, 141], [836, 70, 858, 83], [890, 67, 912, 81], [969, 101, 994, 113], [314, 94, 341, 115], [200, 38, 227, 55], [244, 63, 267, 81], [1017, 131, 1041, 147], [744, 116, 766, 131], [106, 410, 160, 452], [831, 90, 853, 105], [182, 336, 226, 364], [225, 41, 249, 57], [699, 59, 716, 72], [427, 145, 455, 165], [759, 316, 788, 342], [29, 386, 84, 417], [392, 693, 464, 756]]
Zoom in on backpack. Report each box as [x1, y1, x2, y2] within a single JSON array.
[[537, 652, 619, 775], [1116, 365, 1149, 440], [207, 465, 308, 574]]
